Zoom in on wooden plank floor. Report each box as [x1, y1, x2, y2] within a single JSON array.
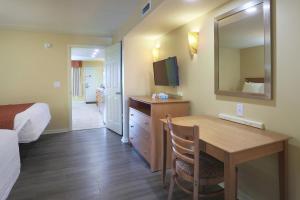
[[8, 128, 223, 200]]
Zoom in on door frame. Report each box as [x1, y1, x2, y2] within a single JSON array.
[[67, 44, 106, 131]]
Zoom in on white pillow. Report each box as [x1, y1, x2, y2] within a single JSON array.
[[242, 82, 264, 94]]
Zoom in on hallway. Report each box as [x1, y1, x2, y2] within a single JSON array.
[[72, 101, 105, 130]]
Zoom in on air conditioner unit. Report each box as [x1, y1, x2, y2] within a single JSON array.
[[142, 0, 152, 16]]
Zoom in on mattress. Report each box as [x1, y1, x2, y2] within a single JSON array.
[[14, 103, 51, 143], [0, 130, 20, 200]]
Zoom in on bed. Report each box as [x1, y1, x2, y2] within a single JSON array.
[[242, 78, 265, 94], [14, 103, 51, 143], [0, 103, 51, 143], [0, 130, 20, 200]]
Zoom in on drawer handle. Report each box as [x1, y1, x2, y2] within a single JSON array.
[[130, 125, 134, 128], [130, 114, 134, 116], [130, 137, 133, 140]]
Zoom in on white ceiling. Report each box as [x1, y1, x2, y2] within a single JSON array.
[[126, 0, 230, 40], [219, 4, 265, 49], [0, 0, 140, 37], [71, 47, 105, 61]]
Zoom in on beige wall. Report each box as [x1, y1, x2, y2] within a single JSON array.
[[122, 34, 154, 139], [219, 45, 265, 92], [240, 45, 265, 83], [123, 0, 300, 199], [219, 47, 241, 91], [0, 29, 111, 131]]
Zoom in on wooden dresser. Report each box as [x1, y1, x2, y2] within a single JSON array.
[[96, 89, 102, 106], [129, 96, 189, 172]]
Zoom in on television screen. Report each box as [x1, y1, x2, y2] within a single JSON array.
[[153, 57, 179, 86]]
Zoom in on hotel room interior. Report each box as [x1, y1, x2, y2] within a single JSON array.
[[0, 0, 298, 200]]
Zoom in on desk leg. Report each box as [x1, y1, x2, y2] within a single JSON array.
[[278, 140, 288, 200], [224, 154, 237, 200], [161, 122, 167, 187]]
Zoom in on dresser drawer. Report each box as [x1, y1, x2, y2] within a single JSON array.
[[129, 108, 151, 131], [129, 122, 151, 162], [129, 121, 150, 141]]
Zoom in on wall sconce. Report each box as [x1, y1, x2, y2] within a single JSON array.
[[188, 32, 199, 55], [152, 42, 160, 61]]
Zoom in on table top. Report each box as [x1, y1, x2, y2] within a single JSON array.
[[130, 96, 189, 104], [161, 115, 289, 153]]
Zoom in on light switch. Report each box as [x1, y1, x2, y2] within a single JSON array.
[[53, 81, 61, 88], [44, 43, 53, 48], [236, 103, 244, 117]]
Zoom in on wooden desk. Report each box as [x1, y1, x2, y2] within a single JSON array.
[[160, 115, 289, 200]]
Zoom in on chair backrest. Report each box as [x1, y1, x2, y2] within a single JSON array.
[[166, 115, 200, 183]]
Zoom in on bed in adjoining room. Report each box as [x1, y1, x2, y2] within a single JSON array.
[[0, 103, 51, 143], [0, 130, 20, 200]]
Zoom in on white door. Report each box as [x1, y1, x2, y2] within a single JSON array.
[[85, 67, 97, 103], [105, 42, 122, 135]]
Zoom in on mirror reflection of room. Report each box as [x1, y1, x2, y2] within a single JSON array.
[[218, 3, 265, 94]]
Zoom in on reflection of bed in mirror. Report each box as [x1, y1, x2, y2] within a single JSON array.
[[242, 78, 265, 94], [214, 0, 272, 99]]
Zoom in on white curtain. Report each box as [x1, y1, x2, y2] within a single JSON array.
[[72, 68, 81, 97]]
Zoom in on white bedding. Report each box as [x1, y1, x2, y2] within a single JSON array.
[[14, 103, 51, 143], [0, 130, 20, 200], [242, 82, 264, 94]]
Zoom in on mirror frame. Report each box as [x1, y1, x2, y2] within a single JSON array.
[[214, 0, 272, 100]]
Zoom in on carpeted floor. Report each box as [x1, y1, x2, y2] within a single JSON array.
[[72, 101, 105, 130]]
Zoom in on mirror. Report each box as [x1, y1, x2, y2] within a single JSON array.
[[215, 0, 272, 99]]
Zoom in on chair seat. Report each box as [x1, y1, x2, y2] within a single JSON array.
[[176, 153, 224, 179]]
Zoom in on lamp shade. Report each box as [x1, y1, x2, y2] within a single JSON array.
[[188, 32, 199, 55]]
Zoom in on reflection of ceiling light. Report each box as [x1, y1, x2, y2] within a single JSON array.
[[246, 7, 257, 13], [94, 49, 99, 52]]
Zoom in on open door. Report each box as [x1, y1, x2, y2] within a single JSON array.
[[104, 42, 122, 135], [84, 67, 97, 103]]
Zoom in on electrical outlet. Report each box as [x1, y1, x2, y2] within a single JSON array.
[[236, 103, 244, 117]]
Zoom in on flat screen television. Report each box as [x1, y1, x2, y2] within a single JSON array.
[[153, 57, 179, 86]]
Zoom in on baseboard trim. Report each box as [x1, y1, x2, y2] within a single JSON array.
[[121, 136, 129, 143], [238, 190, 252, 200], [43, 129, 70, 135], [218, 183, 251, 200], [86, 102, 96, 104]]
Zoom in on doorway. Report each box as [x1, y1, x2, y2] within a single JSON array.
[[69, 43, 123, 135], [70, 47, 106, 130]]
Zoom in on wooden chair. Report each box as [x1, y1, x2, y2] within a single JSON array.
[[166, 115, 224, 200]]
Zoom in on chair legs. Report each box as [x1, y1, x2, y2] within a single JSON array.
[[236, 167, 239, 200], [193, 182, 199, 200], [168, 175, 175, 200]]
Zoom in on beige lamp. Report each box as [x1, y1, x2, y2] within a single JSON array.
[[188, 32, 199, 55]]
